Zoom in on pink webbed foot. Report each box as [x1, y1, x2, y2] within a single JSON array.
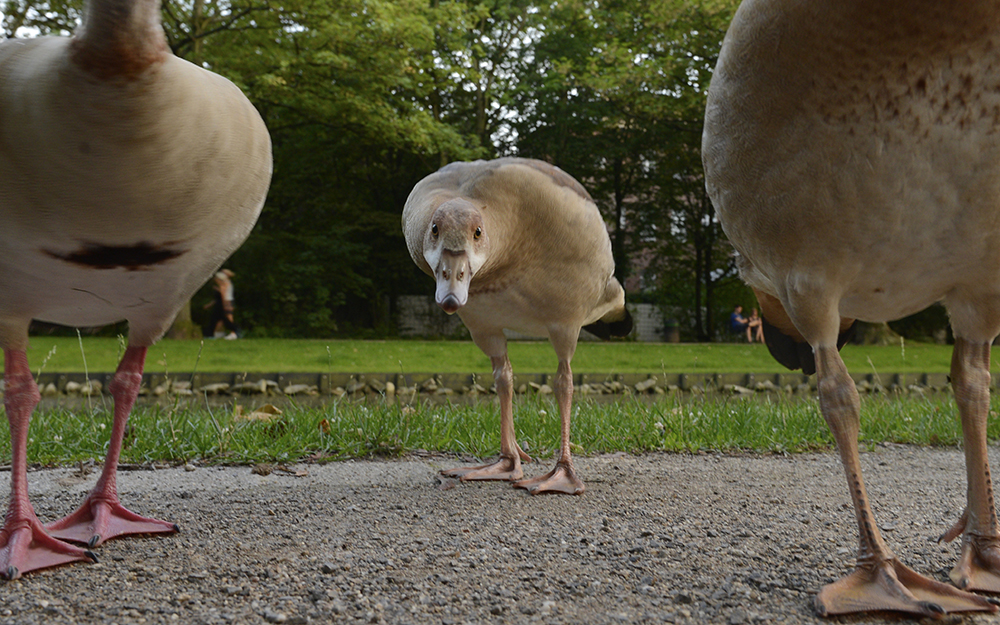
[[815, 556, 997, 617], [939, 509, 1000, 592], [442, 441, 531, 482], [441, 452, 526, 482], [46, 346, 178, 548], [46, 494, 178, 548], [514, 460, 585, 495], [0, 516, 97, 580]]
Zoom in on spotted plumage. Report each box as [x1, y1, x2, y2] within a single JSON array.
[[704, 0, 1000, 616]]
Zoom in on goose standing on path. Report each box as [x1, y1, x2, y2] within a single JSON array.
[[403, 158, 632, 495], [0, 0, 272, 578], [704, 0, 1000, 617]]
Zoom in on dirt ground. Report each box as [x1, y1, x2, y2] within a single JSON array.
[[3, 446, 1000, 624]]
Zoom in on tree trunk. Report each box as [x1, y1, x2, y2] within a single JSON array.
[[702, 186, 716, 339], [856, 322, 902, 346], [191, 0, 205, 64], [694, 245, 705, 340], [612, 158, 628, 283], [166, 300, 201, 339]]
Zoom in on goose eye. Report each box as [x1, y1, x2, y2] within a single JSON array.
[[474, 227, 482, 239], [431, 223, 439, 237]]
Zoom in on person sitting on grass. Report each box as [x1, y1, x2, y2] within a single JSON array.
[[729, 305, 750, 341], [747, 307, 765, 343]]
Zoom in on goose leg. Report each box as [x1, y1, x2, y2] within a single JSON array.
[[0, 350, 96, 579], [46, 346, 177, 547], [442, 335, 530, 481], [938, 339, 1000, 591], [514, 329, 584, 495], [813, 345, 995, 616]]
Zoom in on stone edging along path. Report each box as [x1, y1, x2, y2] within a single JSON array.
[[0, 370, 964, 400]]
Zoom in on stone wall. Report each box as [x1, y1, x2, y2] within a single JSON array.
[[396, 295, 469, 339], [630, 303, 666, 342], [4, 370, 959, 400], [396, 296, 669, 342]]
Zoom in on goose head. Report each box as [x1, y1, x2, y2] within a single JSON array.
[[423, 198, 489, 314]]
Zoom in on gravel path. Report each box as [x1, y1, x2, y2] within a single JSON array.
[[5, 446, 1000, 624]]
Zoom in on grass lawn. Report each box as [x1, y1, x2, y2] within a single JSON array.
[[5, 336, 984, 468], [6, 393, 993, 468], [22, 335, 958, 375]]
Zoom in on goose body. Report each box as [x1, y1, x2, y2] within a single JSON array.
[[705, 0, 1000, 616], [0, 33, 268, 344], [403, 157, 631, 494], [0, 0, 271, 578]]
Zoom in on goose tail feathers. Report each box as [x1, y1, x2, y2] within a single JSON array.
[[762, 317, 858, 376], [583, 306, 633, 340]]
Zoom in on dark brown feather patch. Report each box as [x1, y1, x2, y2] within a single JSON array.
[[44, 241, 186, 270], [762, 317, 859, 375], [583, 308, 634, 340]]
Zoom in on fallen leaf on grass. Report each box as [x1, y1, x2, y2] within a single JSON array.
[[234, 403, 284, 423]]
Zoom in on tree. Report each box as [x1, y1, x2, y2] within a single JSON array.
[[510, 0, 739, 340], [2, 0, 79, 36], [425, 0, 536, 158], [640, 4, 743, 340]]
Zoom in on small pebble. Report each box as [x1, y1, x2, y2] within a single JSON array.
[[263, 609, 286, 623]]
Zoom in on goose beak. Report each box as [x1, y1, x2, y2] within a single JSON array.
[[435, 252, 471, 314], [439, 293, 462, 314]]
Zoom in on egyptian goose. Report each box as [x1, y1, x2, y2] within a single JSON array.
[[402, 158, 632, 495], [704, 0, 1000, 616], [0, 0, 272, 578]]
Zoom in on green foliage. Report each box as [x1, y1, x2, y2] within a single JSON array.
[[1, 0, 80, 36], [888, 304, 952, 344]]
